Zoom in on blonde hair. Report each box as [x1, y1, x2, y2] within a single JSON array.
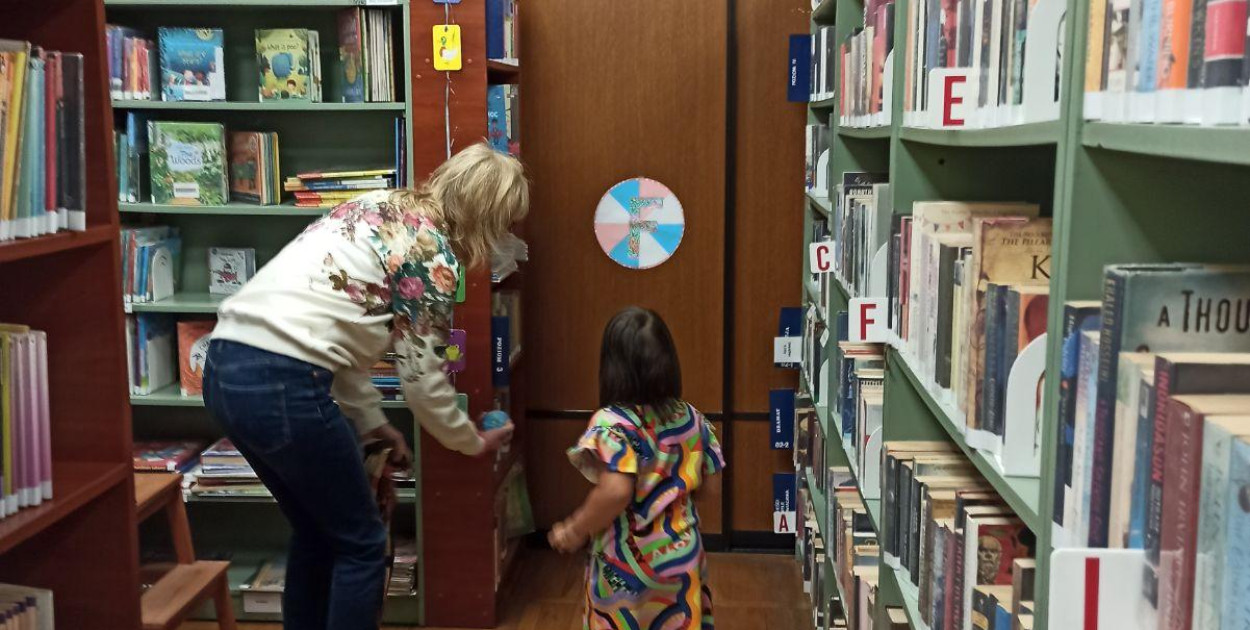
[[390, 142, 529, 269]]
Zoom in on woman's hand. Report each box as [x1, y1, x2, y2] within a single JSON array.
[[478, 422, 515, 454], [548, 520, 586, 554], [364, 422, 413, 468]]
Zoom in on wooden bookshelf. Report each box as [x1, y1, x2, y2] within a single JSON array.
[[0, 1, 142, 627], [801, 0, 1250, 622]]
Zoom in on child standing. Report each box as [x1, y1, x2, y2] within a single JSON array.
[[549, 307, 726, 629]]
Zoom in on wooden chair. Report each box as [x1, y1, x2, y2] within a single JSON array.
[[134, 473, 238, 630]]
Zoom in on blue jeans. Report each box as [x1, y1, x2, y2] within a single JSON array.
[[202, 339, 387, 630]]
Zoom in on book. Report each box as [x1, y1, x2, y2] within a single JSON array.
[[1090, 265, 1250, 548], [256, 29, 314, 102], [148, 121, 228, 206], [338, 8, 365, 103], [989, 285, 1048, 437], [1156, 396, 1250, 629], [157, 28, 225, 102], [209, 247, 256, 296], [1051, 300, 1100, 543], [228, 131, 280, 205], [962, 515, 1033, 628], [132, 440, 203, 472], [1107, 352, 1155, 548], [1193, 418, 1250, 628], [176, 320, 215, 397]]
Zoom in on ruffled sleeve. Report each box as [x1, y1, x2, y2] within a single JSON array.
[[698, 411, 726, 476], [567, 410, 642, 483]]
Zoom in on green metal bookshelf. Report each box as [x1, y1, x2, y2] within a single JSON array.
[[799, 0, 1250, 623]]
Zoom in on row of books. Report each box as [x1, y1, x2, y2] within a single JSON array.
[[832, 334, 886, 495], [0, 325, 52, 521], [107, 14, 396, 104], [884, 200, 1052, 448], [0, 584, 53, 629], [188, 438, 265, 499], [901, 0, 1062, 126], [487, 84, 520, 156], [121, 225, 181, 303], [486, 0, 519, 62], [800, 303, 829, 405], [283, 167, 399, 209], [804, 123, 829, 194], [839, 0, 896, 128], [124, 314, 214, 397], [1083, 0, 1250, 125], [0, 42, 86, 242], [1048, 264, 1250, 629], [810, 26, 838, 102], [831, 173, 891, 299]]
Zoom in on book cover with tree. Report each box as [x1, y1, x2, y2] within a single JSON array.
[[148, 121, 228, 206]]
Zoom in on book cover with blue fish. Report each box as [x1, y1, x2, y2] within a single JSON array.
[[158, 28, 225, 102]]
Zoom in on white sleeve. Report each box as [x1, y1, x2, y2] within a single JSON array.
[[395, 331, 485, 456], [330, 367, 389, 435]]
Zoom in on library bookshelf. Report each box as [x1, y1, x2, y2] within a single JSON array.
[[0, 0, 142, 627], [110, 0, 524, 626], [801, 0, 1250, 626]]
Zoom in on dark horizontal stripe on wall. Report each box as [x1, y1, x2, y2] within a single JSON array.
[[526, 409, 768, 421], [728, 530, 795, 552]]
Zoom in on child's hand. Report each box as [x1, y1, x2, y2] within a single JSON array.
[[548, 520, 586, 554]]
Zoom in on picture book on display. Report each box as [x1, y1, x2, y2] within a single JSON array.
[[148, 121, 229, 206], [0, 40, 87, 241], [158, 28, 225, 102], [209, 247, 256, 296], [256, 29, 321, 102], [177, 320, 215, 397], [0, 325, 53, 520], [488, 84, 520, 155]]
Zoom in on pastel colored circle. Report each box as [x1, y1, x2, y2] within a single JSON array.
[[594, 178, 685, 270]]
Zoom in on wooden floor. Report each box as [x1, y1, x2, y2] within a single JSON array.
[[180, 549, 810, 630]]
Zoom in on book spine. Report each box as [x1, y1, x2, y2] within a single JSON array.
[[1194, 423, 1236, 629], [951, 527, 967, 630], [982, 285, 1004, 435], [1218, 439, 1250, 629], [1188, 0, 1210, 91], [1143, 361, 1172, 606], [1089, 272, 1127, 548], [1157, 402, 1201, 630], [1127, 376, 1154, 549], [885, 455, 898, 559], [936, 247, 957, 389], [1157, 0, 1193, 91], [998, 291, 1023, 438], [1201, 0, 1248, 88]]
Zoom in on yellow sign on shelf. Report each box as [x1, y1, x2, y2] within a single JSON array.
[[433, 25, 462, 71]]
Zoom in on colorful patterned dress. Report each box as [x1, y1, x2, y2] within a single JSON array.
[[568, 402, 726, 630]]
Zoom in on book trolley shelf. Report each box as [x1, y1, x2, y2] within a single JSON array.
[[801, 0, 1250, 625], [0, 0, 143, 627], [109, 0, 524, 626]]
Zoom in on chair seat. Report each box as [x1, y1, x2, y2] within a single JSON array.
[[140, 561, 231, 630]]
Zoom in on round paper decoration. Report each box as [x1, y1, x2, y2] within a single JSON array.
[[594, 178, 685, 270]]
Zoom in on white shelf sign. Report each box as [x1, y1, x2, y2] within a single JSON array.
[[848, 298, 888, 343], [809, 242, 834, 274]]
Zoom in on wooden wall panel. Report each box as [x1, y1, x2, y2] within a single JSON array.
[[525, 418, 724, 535], [730, 0, 808, 414], [730, 420, 795, 531], [519, 0, 728, 413]]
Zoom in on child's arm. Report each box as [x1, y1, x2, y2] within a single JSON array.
[[549, 470, 634, 553]]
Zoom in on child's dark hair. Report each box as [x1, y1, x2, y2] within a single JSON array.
[[599, 307, 682, 409]]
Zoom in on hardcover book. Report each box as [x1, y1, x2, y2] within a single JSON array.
[[133, 440, 203, 472], [1107, 352, 1155, 548], [1193, 417, 1250, 629], [157, 28, 225, 102], [148, 121, 228, 206], [1089, 264, 1250, 548], [176, 320, 215, 396], [209, 247, 256, 296], [338, 9, 365, 103], [256, 29, 313, 101], [1051, 300, 1100, 541]]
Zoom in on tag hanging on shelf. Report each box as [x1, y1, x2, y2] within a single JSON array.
[[433, 24, 463, 71]]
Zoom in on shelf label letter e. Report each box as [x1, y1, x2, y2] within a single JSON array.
[[928, 68, 973, 128], [849, 297, 887, 343], [808, 242, 834, 274]]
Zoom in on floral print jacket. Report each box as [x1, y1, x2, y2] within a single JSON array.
[[213, 190, 484, 455]]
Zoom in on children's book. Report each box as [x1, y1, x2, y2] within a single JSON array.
[[256, 29, 313, 101], [157, 28, 225, 102], [338, 8, 365, 102], [133, 440, 204, 472], [209, 247, 256, 295], [176, 320, 215, 396], [148, 121, 228, 206]]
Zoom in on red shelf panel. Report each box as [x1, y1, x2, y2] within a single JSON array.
[[0, 461, 130, 556], [0, 225, 115, 265]]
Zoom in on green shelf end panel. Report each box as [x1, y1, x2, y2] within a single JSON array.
[[120, 202, 329, 216], [810, 96, 838, 111], [128, 293, 226, 314], [897, 120, 1062, 148], [807, 192, 833, 218]]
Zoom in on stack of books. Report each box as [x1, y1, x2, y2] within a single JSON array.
[[228, 132, 281, 205], [132, 440, 204, 473], [370, 353, 402, 401], [487, 84, 520, 155], [0, 41, 87, 241], [105, 25, 155, 100], [1047, 264, 1250, 630], [256, 28, 322, 102], [338, 8, 397, 102], [838, 0, 896, 128], [121, 225, 181, 304], [0, 325, 52, 520], [157, 27, 226, 102], [1083, 0, 1250, 125], [486, 0, 519, 62], [0, 584, 53, 629], [389, 539, 419, 597], [880, 441, 1037, 630], [186, 439, 265, 499], [884, 200, 1052, 448], [284, 168, 397, 209]]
